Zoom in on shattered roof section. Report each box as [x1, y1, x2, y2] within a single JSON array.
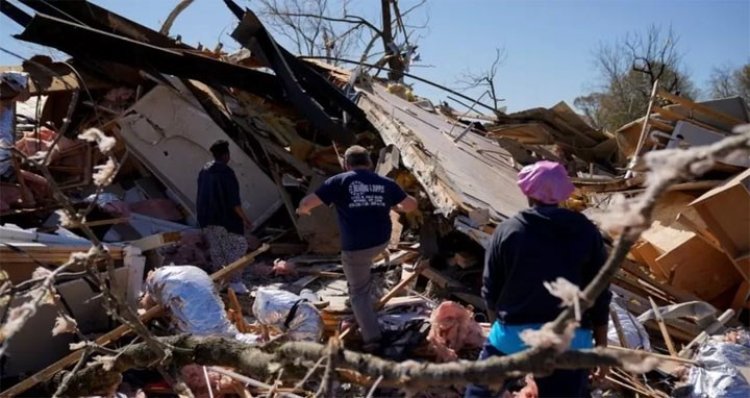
[[356, 82, 527, 222]]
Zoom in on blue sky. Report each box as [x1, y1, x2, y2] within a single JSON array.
[[1, 0, 748, 113]]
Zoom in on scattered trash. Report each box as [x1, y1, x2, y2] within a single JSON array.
[[253, 287, 323, 341], [144, 265, 258, 344]]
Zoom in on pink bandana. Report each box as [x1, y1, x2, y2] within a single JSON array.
[[517, 161, 574, 204]]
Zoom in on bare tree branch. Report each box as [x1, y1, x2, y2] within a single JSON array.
[[53, 335, 668, 396], [575, 24, 696, 132], [455, 47, 507, 111], [160, 0, 195, 36]]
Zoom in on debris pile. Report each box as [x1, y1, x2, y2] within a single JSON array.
[[0, 1, 748, 397]]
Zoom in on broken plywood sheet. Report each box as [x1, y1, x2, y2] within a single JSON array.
[[486, 122, 556, 145], [654, 233, 740, 301], [689, 168, 750, 262], [117, 85, 282, 226], [666, 96, 750, 132], [635, 221, 693, 256], [356, 83, 527, 223]]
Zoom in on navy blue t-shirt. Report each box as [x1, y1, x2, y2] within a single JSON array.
[[196, 161, 244, 235], [315, 169, 407, 251]]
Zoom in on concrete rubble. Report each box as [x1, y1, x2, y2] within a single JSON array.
[[0, 1, 748, 397]]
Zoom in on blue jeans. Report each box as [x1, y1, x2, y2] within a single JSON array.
[[464, 342, 589, 398]]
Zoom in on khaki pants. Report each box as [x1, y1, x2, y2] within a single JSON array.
[[341, 242, 388, 345]]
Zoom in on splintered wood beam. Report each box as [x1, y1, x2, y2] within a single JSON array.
[[648, 296, 678, 356], [657, 89, 745, 127], [420, 266, 486, 311]]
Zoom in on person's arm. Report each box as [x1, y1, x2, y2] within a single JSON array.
[[296, 193, 324, 216], [234, 206, 253, 229], [585, 225, 612, 380], [297, 176, 339, 216], [387, 180, 417, 213], [593, 324, 608, 348], [139, 292, 157, 310], [394, 195, 418, 213], [227, 170, 252, 229], [586, 230, 612, 345]]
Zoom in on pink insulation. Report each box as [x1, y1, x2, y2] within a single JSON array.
[[15, 128, 76, 162], [272, 259, 298, 276], [180, 365, 242, 398], [427, 301, 485, 362]]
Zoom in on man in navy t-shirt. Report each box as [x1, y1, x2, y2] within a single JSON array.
[[296, 145, 417, 351]]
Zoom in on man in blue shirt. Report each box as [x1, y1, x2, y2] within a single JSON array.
[[296, 145, 417, 351], [196, 140, 253, 294], [465, 161, 611, 397]]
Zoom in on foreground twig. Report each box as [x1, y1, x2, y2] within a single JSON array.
[[54, 335, 667, 395], [544, 126, 750, 342]]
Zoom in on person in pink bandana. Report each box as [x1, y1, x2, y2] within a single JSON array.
[[465, 161, 611, 398]]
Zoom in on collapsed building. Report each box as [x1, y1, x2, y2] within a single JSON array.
[[0, 1, 749, 397]]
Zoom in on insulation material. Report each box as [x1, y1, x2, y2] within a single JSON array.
[[252, 288, 323, 341], [426, 301, 485, 362], [686, 329, 750, 397], [608, 299, 651, 350], [15, 127, 76, 160], [145, 265, 257, 344], [272, 259, 297, 276], [181, 364, 242, 398]]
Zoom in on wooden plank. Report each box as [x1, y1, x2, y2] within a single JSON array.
[[658, 89, 746, 128], [1, 244, 269, 397], [651, 106, 723, 132], [420, 266, 486, 310], [227, 288, 249, 333], [648, 296, 678, 356], [128, 231, 182, 252], [619, 260, 703, 303], [631, 241, 668, 280], [648, 118, 675, 133]]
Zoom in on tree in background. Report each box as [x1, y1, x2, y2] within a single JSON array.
[[575, 25, 697, 132], [708, 64, 750, 104], [455, 47, 507, 113], [253, 0, 427, 81]]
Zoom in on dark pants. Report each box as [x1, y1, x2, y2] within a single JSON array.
[[464, 342, 589, 398]]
